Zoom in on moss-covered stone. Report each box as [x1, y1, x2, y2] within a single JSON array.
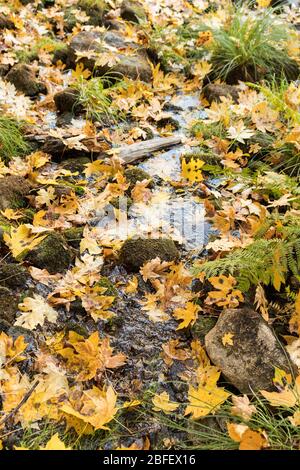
[[120, 0, 146, 23], [0, 264, 29, 289], [0, 287, 19, 328], [124, 167, 153, 191], [78, 0, 108, 26], [119, 237, 179, 271], [61, 157, 91, 174], [110, 196, 133, 211], [0, 176, 33, 212], [96, 276, 118, 296], [25, 232, 73, 274], [63, 227, 84, 249], [54, 87, 81, 114], [6, 64, 46, 97], [202, 83, 239, 104]]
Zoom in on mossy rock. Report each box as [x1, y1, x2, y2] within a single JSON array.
[[110, 196, 133, 211], [6, 64, 46, 97], [63, 227, 84, 249], [120, 0, 147, 23], [0, 176, 33, 211], [124, 167, 153, 191], [54, 87, 81, 114], [0, 287, 20, 328], [119, 237, 179, 271], [61, 157, 91, 174], [96, 276, 118, 297], [0, 263, 29, 289], [77, 0, 108, 26], [202, 83, 239, 104], [25, 232, 73, 274]]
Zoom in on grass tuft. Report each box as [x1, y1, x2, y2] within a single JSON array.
[[208, 5, 299, 83], [0, 116, 29, 163]]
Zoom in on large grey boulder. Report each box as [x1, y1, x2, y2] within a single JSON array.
[[205, 308, 295, 393]]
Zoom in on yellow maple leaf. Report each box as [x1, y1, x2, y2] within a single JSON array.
[[222, 332, 234, 347], [206, 275, 244, 308], [185, 382, 230, 419], [16, 294, 58, 330], [251, 101, 279, 133], [152, 391, 179, 414], [3, 225, 47, 259], [227, 423, 268, 450], [181, 157, 204, 183], [0, 332, 28, 364], [231, 395, 257, 421], [125, 276, 138, 294], [173, 302, 201, 330], [58, 331, 126, 381], [61, 385, 118, 430], [260, 375, 300, 408], [40, 434, 71, 451], [72, 62, 91, 80], [1, 208, 23, 220]]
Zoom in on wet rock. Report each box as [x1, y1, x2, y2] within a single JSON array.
[[54, 87, 80, 114], [0, 287, 19, 329], [205, 308, 295, 393], [63, 226, 84, 249], [0, 176, 33, 211], [0, 14, 16, 30], [61, 156, 91, 173], [25, 232, 73, 274], [203, 83, 239, 104], [119, 237, 179, 271], [0, 263, 29, 289], [124, 167, 153, 191], [78, 0, 108, 26], [120, 0, 147, 23], [8, 325, 37, 351], [69, 31, 152, 82], [6, 64, 47, 97]]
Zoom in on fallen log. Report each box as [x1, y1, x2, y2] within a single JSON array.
[[117, 135, 183, 163], [25, 131, 182, 163]]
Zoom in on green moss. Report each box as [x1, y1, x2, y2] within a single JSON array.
[[63, 227, 84, 249], [16, 37, 67, 63], [119, 237, 179, 271], [96, 276, 118, 297], [0, 263, 28, 289], [78, 0, 108, 26], [124, 167, 153, 191], [0, 287, 19, 327], [190, 120, 226, 140], [0, 176, 32, 212], [193, 316, 217, 342], [25, 232, 73, 274]]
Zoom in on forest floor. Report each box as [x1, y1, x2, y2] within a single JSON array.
[[0, 0, 300, 451]]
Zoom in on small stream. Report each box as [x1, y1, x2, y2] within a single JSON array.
[[98, 91, 210, 251]]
